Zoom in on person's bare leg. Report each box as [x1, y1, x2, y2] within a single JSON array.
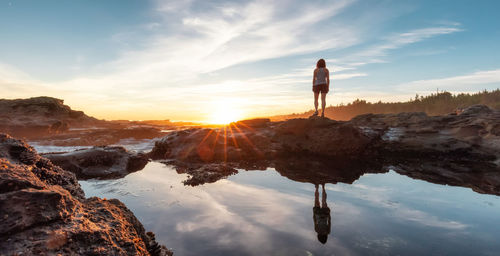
[[314, 92, 319, 114], [321, 92, 326, 117], [314, 184, 320, 207], [321, 184, 327, 208]]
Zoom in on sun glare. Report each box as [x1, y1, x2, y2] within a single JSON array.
[[209, 101, 244, 124]]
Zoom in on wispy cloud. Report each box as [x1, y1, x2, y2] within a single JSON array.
[[328, 176, 468, 230], [336, 25, 462, 67], [398, 69, 500, 92], [0, 1, 491, 121], [101, 0, 357, 83], [2, 0, 361, 120]]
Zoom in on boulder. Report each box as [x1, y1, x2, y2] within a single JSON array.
[[43, 146, 149, 179]]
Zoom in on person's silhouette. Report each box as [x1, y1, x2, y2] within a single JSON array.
[[313, 183, 331, 244]]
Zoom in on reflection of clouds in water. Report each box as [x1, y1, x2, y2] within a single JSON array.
[[326, 173, 468, 230], [177, 180, 365, 255], [354, 236, 408, 254], [80, 162, 499, 255], [126, 163, 359, 254], [174, 180, 312, 253], [392, 208, 467, 230], [83, 179, 139, 197]]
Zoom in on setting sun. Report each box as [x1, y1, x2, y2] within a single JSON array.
[[208, 100, 245, 124]]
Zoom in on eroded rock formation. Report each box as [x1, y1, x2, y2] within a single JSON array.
[[151, 105, 500, 195], [0, 134, 171, 255], [0, 97, 101, 138], [0, 96, 167, 146]]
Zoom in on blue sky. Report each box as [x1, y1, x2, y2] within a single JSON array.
[[1, 0, 499, 121]]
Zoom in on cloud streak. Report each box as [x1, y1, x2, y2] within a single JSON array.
[[399, 69, 500, 92]]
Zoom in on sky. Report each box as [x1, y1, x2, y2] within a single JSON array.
[[1, 0, 499, 122]]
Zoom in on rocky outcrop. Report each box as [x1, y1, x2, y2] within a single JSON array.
[[152, 105, 500, 195], [0, 134, 171, 255], [42, 146, 149, 179], [273, 117, 378, 157], [0, 97, 102, 138], [0, 97, 166, 145], [150, 117, 377, 162]]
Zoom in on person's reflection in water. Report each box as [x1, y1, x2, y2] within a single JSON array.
[[313, 183, 331, 244]]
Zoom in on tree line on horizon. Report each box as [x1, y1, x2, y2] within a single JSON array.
[[271, 89, 500, 121]]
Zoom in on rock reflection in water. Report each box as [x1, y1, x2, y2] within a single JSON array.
[[272, 157, 383, 245], [81, 162, 500, 256]]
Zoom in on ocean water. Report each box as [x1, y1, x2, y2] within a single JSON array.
[[80, 162, 500, 256]]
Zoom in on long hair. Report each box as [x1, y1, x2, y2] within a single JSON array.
[[316, 59, 326, 68]]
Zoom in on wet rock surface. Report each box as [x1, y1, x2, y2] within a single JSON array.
[[43, 146, 149, 180], [152, 106, 500, 195], [0, 134, 171, 256]]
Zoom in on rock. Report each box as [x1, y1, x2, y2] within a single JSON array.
[[233, 118, 271, 128], [0, 187, 77, 235], [273, 156, 385, 185], [151, 106, 500, 195], [150, 126, 275, 162], [166, 161, 238, 186], [0, 97, 102, 138], [0, 134, 84, 198], [33, 126, 164, 147], [0, 97, 166, 146], [43, 146, 149, 179], [460, 104, 493, 116], [0, 134, 172, 255], [273, 117, 376, 157], [151, 117, 377, 162]]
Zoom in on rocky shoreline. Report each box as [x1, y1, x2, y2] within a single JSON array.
[[0, 134, 171, 255], [150, 105, 500, 195], [1, 103, 499, 254]]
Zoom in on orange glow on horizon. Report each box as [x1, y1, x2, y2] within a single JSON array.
[[206, 100, 246, 124]]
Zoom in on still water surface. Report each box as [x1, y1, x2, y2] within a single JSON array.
[[80, 162, 500, 256]]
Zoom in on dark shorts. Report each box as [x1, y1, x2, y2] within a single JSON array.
[[313, 84, 328, 94]]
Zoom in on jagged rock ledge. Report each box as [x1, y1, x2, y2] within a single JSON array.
[[150, 105, 500, 194], [0, 134, 172, 255]]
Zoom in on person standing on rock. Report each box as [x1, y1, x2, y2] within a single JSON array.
[[312, 59, 330, 118]]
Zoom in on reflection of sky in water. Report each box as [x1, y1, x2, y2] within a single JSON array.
[[80, 162, 500, 256], [31, 138, 158, 153], [30, 143, 91, 153]]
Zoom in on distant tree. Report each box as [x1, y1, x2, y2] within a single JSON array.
[[270, 89, 500, 121]]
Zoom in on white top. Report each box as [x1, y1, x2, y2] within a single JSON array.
[[314, 68, 327, 86]]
